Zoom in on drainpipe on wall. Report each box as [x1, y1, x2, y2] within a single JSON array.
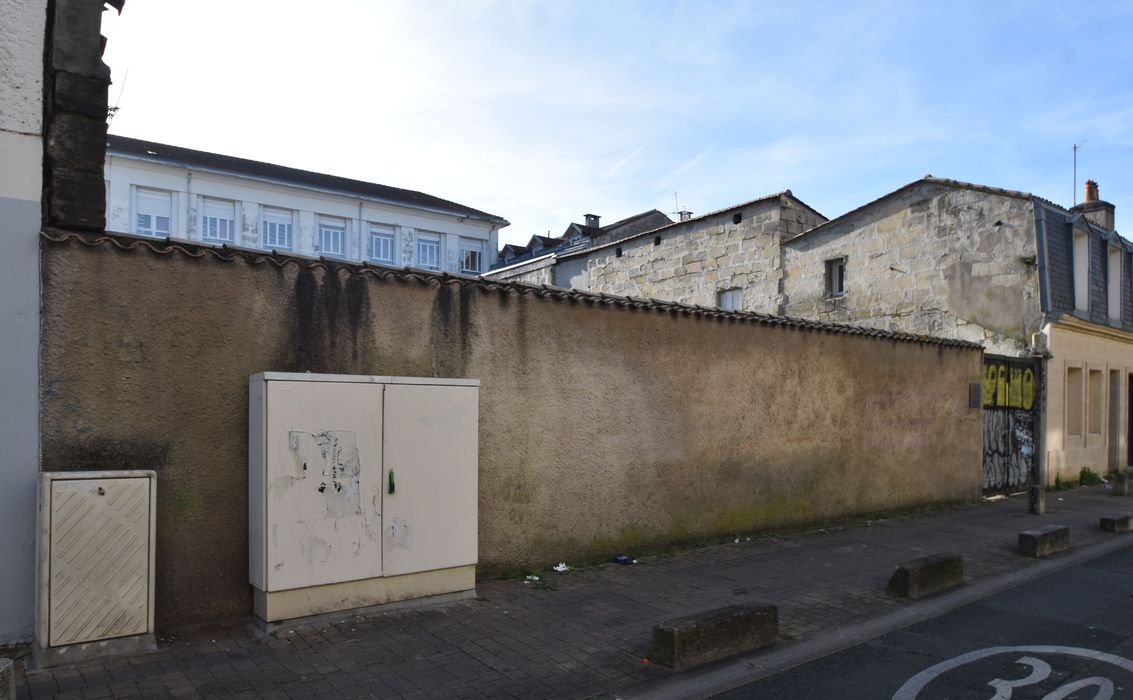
[[1029, 321, 1053, 515]]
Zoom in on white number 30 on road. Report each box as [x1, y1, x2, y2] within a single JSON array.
[[893, 646, 1133, 700]]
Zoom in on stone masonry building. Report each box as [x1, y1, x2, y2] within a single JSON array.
[[784, 176, 1133, 491], [488, 191, 827, 314], [507, 173, 1132, 490], [490, 209, 672, 284], [782, 177, 1046, 355]]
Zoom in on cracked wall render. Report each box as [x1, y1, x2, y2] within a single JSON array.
[[783, 184, 1042, 356], [40, 236, 982, 628]]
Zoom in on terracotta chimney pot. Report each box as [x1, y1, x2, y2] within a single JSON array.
[[1085, 179, 1099, 203]]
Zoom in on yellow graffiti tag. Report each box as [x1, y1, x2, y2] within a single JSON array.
[[983, 365, 998, 406], [982, 361, 1035, 410]]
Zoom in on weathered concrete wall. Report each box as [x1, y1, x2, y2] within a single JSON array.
[[40, 232, 982, 628], [0, 0, 47, 645], [569, 196, 825, 312], [783, 183, 1042, 356]]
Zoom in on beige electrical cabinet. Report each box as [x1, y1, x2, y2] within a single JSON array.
[[35, 470, 157, 667], [249, 373, 479, 623]]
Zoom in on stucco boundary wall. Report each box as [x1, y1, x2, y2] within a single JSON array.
[[39, 229, 984, 629]]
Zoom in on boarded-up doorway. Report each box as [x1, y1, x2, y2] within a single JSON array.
[[982, 355, 1039, 495]]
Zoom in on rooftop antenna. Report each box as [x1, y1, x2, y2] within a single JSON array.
[[1073, 140, 1086, 204], [670, 192, 683, 219], [107, 67, 128, 124]]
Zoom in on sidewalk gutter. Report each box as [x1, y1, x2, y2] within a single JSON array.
[[622, 533, 1133, 700]]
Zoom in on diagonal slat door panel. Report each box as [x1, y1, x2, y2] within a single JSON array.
[[49, 477, 150, 646]]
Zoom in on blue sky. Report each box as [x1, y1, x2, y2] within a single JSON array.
[[102, 1, 1133, 247]]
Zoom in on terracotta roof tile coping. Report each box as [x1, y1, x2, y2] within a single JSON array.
[[41, 228, 982, 350]]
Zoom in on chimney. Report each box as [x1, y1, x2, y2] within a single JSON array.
[[584, 213, 600, 229], [1071, 179, 1116, 230], [678, 210, 693, 222]]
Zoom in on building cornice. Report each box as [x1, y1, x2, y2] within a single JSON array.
[[1049, 313, 1133, 344]]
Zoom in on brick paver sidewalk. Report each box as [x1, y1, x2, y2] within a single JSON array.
[[15, 487, 1132, 699]]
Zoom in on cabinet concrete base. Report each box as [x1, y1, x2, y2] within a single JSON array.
[[32, 632, 156, 669], [253, 565, 476, 623]]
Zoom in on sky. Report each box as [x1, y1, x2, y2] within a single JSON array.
[[101, 1, 1133, 248]]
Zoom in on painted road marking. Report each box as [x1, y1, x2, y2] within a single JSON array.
[[892, 646, 1133, 699]]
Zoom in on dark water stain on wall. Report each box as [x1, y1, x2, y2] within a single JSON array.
[[293, 267, 317, 372], [289, 266, 358, 373], [320, 267, 343, 370], [45, 435, 170, 473], [430, 283, 473, 377], [344, 270, 371, 367]]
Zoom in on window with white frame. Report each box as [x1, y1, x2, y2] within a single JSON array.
[[825, 257, 846, 298], [459, 239, 485, 274], [262, 207, 293, 250], [1108, 246, 1122, 323], [201, 198, 236, 242], [369, 225, 396, 264], [717, 288, 742, 311], [417, 233, 441, 270], [318, 217, 347, 257], [135, 188, 173, 237], [1074, 230, 1089, 313]]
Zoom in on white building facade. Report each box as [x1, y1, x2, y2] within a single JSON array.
[[106, 136, 508, 274]]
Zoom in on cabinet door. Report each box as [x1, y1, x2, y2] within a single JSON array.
[[263, 381, 383, 591], [49, 477, 151, 646], [382, 384, 478, 577]]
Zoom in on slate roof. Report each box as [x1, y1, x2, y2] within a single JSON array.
[[530, 235, 563, 248], [597, 210, 673, 239], [563, 223, 600, 239], [558, 210, 672, 242], [106, 135, 509, 226], [493, 209, 674, 270]]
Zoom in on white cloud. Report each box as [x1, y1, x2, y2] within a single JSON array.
[[101, 1, 1133, 246]]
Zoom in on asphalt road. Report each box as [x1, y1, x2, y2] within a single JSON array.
[[716, 544, 1133, 699]]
